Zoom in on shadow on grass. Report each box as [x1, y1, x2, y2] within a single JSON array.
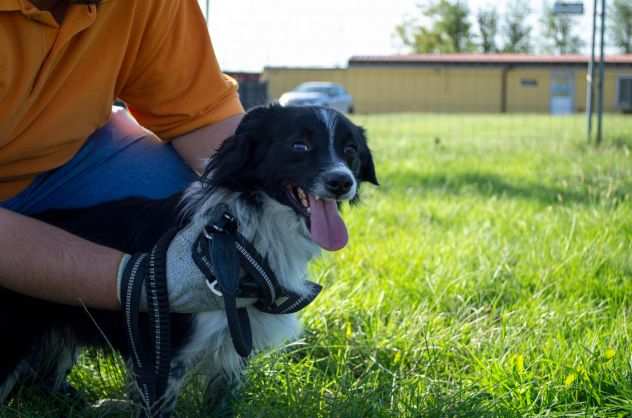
[[574, 135, 632, 153], [385, 171, 630, 207], [230, 389, 520, 418], [411, 390, 521, 418]]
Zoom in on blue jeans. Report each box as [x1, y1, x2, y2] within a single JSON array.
[[1, 108, 196, 216]]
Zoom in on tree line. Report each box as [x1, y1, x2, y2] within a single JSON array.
[[395, 0, 632, 55]]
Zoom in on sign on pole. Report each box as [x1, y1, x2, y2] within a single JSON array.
[[553, 2, 585, 15]]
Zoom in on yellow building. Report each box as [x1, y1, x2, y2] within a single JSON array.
[[262, 54, 632, 114]]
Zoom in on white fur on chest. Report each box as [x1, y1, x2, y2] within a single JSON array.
[[176, 186, 321, 378]]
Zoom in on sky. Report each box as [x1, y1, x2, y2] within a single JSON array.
[[199, 1, 603, 72]]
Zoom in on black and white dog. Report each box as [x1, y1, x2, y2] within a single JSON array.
[[0, 104, 377, 415]]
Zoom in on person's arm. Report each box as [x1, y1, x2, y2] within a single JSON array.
[[0, 115, 243, 310], [0, 0, 244, 310], [0, 207, 123, 309], [172, 113, 244, 174]]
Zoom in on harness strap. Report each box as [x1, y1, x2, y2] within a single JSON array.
[[192, 204, 322, 358], [119, 202, 323, 416], [205, 206, 253, 357], [235, 237, 322, 315]]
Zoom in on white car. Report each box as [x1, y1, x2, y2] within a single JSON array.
[[279, 82, 354, 113]]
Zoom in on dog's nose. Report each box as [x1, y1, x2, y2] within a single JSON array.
[[324, 172, 353, 196]]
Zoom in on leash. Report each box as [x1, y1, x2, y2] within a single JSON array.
[[119, 229, 175, 417], [119, 203, 321, 416]]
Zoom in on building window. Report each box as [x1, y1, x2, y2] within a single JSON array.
[[618, 77, 632, 110], [521, 79, 538, 87]]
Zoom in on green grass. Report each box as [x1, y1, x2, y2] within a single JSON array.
[[3, 114, 632, 417]]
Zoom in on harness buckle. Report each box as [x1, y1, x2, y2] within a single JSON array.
[[223, 211, 236, 224], [220, 211, 238, 232], [206, 279, 223, 297], [204, 206, 239, 237], [202, 225, 214, 240]]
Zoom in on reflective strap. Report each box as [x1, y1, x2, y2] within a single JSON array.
[[120, 253, 154, 411], [197, 205, 323, 358], [145, 228, 177, 412], [120, 227, 177, 417]]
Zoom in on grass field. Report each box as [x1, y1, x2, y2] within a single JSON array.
[[2, 114, 631, 417]]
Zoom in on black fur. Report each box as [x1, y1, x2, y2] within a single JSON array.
[[202, 104, 377, 212], [0, 104, 377, 413], [0, 195, 196, 395]]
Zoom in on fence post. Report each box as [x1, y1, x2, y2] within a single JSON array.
[[596, 0, 606, 146], [586, 0, 598, 142]]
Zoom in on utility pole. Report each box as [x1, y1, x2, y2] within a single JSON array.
[[205, 0, 210, 23], [586, 0, 598, 142], [596, 0, 606, 145]]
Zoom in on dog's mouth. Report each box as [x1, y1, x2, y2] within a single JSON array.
[[286, 184, 348, 251]]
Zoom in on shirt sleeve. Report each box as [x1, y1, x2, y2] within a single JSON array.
[[119, 0, 243, 140]]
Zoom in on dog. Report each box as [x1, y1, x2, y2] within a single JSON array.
[[0, 104, 378, 416]]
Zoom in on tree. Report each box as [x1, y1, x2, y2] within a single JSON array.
[[477, 8, 499, 52], [609, 0, 632, 53], [395, 0, 474, 53], [501, 0, 532, 53], [541, 4, 584, 54]]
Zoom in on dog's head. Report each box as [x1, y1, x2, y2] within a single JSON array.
[[195, 104, 378, 251]]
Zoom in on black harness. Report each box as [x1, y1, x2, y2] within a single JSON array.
[[119, 204, 321, 416]]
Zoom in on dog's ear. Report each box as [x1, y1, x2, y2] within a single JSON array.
[[203, 132, 255, 190], [356, 127, 379, 186], [234, 104, 277, 135], [203, 105, 275, 190]]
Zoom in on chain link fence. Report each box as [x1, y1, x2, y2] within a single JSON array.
[[259, 56, 632, 143]]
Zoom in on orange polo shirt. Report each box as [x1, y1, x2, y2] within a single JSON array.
[[0, 0, 244, 201]]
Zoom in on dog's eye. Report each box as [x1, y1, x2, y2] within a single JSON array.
[[344, 144, 358, 156], [292, 142, 311, 152]]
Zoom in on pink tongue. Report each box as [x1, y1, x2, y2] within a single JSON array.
[[308, 195, 348, 251]]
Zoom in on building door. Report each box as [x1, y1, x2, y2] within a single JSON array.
[[550, 70, 575, 115], [617, 76, 632, 112]]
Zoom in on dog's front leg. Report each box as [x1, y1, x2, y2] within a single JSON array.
[[204, 369, 241, 418], [151, 359, 239, 417], [122, 360, 185, 418], [155, 360, 188, 417]]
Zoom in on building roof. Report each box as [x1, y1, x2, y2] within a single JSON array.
[[225, 71, 262, 81], [349, 53, 632, 66]]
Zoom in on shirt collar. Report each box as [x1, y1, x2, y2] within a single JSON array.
[[0, 1, 96, 29]]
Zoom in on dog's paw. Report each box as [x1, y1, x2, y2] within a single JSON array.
[[91, 398, 135, 415], [205, 374, 240, 418]]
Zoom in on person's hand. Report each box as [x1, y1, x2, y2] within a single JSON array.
[[116, 222, 255, 313]]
